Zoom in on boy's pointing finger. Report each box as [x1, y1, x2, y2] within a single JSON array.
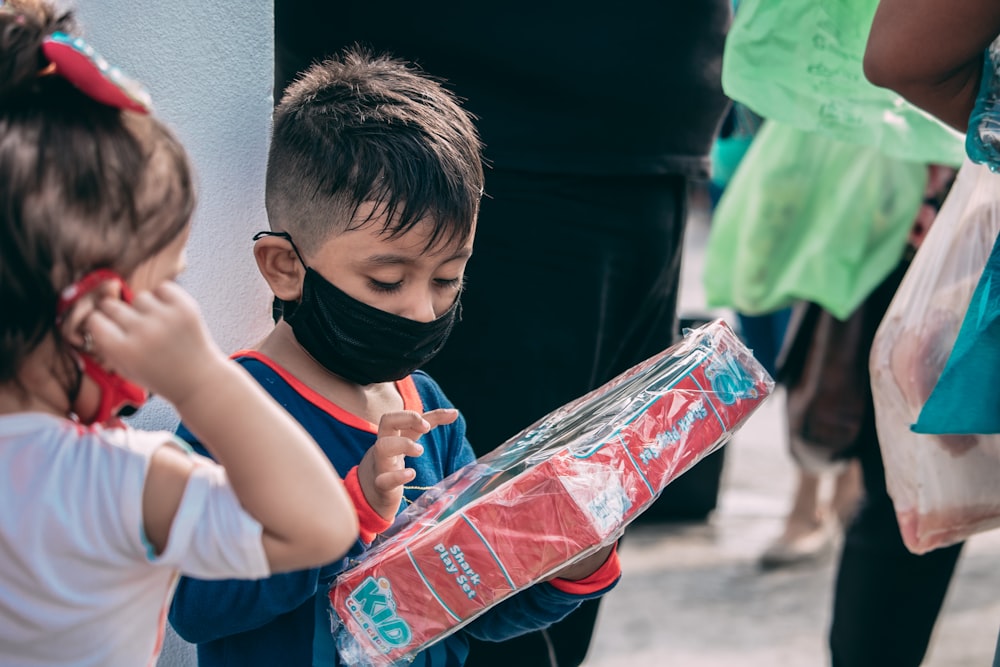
[[422, 408, 459, 428], [374, 435, 424, 460], [376, 410, 431, 438]]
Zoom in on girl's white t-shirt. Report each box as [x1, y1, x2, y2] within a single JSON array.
[[0, 412, 270, 667]]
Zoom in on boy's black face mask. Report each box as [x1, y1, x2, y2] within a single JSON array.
[[255, 232, 460, 385]]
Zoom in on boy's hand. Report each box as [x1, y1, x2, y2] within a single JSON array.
[[358, 408, 459, 521], [549, 543, 616, 582], [85, 281, 227, 403]]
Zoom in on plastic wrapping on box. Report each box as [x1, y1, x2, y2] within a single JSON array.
[[329, 320, 773, 665]]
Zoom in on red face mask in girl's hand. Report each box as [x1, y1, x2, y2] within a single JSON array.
[[56, 269, 148, 425]]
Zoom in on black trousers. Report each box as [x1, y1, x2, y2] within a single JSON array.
[[424, 169, 689, 667], [829, 413, 963, 667], [829, 264, 964, 667]]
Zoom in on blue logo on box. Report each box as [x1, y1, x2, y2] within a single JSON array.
[[706, 354, 758, 405], [346, 576, 412, 651]]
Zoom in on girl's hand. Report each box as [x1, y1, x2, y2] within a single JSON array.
[[84, 281, 227, 403], [358, 408, 459, 520]]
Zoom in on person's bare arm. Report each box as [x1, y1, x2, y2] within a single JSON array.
[[864, 0, 1000, 131], [89, 282, 359, 572]]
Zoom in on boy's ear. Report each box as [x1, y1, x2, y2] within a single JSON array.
[[254, 237, 304, 301]]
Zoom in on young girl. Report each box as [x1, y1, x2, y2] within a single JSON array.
[[0, 2, 358, 665]]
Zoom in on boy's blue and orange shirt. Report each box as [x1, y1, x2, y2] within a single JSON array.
[[168, 352, 619, 667]]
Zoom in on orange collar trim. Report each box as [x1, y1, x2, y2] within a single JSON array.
[[232, 350, 424, 434]]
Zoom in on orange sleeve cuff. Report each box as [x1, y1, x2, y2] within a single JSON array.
[[344, 466, 394, 544], [549, 543, 622, 595]]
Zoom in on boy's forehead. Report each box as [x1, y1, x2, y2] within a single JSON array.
[[339, 201, 475, 247], [351, 200, 390, 226], [315, 211, 475, 260]]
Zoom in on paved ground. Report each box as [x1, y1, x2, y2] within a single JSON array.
[[584, 201, 1000, 667]]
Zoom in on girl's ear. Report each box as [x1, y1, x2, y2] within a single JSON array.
[[58, 279, 122, 349], [254, 236, 305, 301]]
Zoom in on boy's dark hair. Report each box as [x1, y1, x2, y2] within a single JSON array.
[[265, 46, 483, 254], [0, 0, 195, 383]]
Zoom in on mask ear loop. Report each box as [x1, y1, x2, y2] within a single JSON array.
[[55, 269, 132, 321], [54, 269, 147, 424], [53, 272, 124, 419], [252, 230, 308, 267], [252, 231, 308, 323]]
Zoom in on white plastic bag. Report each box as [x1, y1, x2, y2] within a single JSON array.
[[871, 160, 1000, 554]]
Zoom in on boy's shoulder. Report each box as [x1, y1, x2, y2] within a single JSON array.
[[230, 351, 307, 399], [232, 350, 277, 374], [408, 370, 454, 409], [224, 353, 457, 418]]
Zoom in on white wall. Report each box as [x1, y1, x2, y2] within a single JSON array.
[[72, 2, 275, 665]]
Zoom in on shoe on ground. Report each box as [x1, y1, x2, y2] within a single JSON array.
[[758, 515, 838, 570]]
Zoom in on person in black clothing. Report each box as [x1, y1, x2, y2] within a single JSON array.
[[779, 166, 963, 667], [865, 6, 1000, 663], [274, 4, 731, 665], [826, 262, 963, 667]]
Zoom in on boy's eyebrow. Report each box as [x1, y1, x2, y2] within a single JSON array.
[[364, 248, 473, 265]]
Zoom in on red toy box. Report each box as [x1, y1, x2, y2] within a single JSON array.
[[330, 319, 772, 665]]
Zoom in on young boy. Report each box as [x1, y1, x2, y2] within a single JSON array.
[[168, 48, 620, 667]]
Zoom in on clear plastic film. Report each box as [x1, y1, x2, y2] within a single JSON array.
[[967, 37, 1000, 172], [328, 320, 774, 665], [871, 159, 1000, 554]]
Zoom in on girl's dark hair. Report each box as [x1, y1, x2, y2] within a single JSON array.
[[0, 0, 196, 383], [265, 46, 483, 254]]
